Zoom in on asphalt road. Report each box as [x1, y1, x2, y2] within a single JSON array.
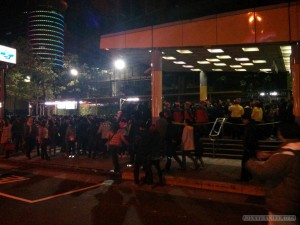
[[0, 164, 268, 225]]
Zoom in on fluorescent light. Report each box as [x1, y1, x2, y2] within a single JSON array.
[[260, 92, 266, 96], [230, 65, 242, 68], [253, 60, 266, 63], [242, 47, 259, 52], [206, 58, 220, 62], [235, 58, 249, 61], [235, 69, 247, 71], [162, 56, 176, 60], [173, 61, 186, 64], [176, 50, 193, 54], [240, 63, 254, 66], [260, 68, 272, 72], [216, 55, 231, 59], [280, 45, 291, 72], [212, 69, 223, 71], [197, 61, 210, 64], [182, 65, 194, 68], [270, 91, 278, 96], [207, 49, 224, 53], [126, 98, 140, 102], [214, 63, 227, 66], [191, 69, 202, 71]]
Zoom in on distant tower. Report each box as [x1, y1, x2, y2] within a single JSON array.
[[28, 0, 68, 68]]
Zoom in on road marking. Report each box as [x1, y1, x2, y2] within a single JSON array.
[[0, 175, 30, 184], [0, 180, 114, 203]]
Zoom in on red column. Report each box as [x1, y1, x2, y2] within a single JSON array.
[[151, 49, 162, 123], [292, 44, 300, 123]]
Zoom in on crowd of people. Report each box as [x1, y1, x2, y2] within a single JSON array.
[[0, 96, 299, 222]]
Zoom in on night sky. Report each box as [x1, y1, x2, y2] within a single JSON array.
[[0, 0, 105, 66]]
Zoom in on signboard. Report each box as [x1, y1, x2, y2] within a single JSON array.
[[0, 45, 16, 64]]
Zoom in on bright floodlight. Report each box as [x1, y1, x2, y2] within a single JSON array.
[[70, 68, 78, 76], [114, 59, 125, 70]]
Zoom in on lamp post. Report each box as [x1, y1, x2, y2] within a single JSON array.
[[112, 59, 125, 97], [70, 68, 80, 115]]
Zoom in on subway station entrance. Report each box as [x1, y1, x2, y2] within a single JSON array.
[[99, 2, 300, 122]]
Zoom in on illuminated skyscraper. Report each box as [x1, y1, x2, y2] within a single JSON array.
[[28, 0, 67, 68]]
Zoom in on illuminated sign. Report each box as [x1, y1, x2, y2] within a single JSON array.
[[0, 45, 16, 64]]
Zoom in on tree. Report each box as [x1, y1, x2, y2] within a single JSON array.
[[5, 37, 60, 114]]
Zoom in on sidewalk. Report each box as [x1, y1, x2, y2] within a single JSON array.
[[0, 151, 266, 196]]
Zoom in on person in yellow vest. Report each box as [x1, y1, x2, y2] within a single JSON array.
[[228, 99, 244, 139], [251, 100, 264, 123]]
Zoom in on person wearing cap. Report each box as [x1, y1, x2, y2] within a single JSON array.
[[246, 119, 300, 224]]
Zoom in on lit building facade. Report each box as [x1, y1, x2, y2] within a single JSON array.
[[28, 0, 67, 68]]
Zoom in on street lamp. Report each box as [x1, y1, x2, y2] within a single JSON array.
[[70, 68, 78, 76], [114, 59, 125, 70]]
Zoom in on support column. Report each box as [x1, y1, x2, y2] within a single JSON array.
[[292, 44, 300, 123], [151, 49, 162, 123], [200, 71, 207, 101]]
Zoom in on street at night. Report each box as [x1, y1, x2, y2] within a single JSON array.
[[0, 163, 267, 225]]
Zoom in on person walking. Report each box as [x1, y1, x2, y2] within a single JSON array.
[[1, 119, 12, 159], [107, 122, 129, 174], [240, 114, 258, 181], [65, 121, 76, 158], [181, 119, 199, 170], [155, 112, 168, 157], [39, 121, 50, 160], [164, 117, 183, 171], [246, 120, 300, 225], [24, 116, 37, 159], [144, 124, 164, 186]]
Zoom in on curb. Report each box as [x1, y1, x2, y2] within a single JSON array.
[[122, 169, 266, 196]]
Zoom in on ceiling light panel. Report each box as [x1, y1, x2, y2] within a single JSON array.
[[240, 63, 254, 66], [182, 65, 194, 68], [253, 60, 266, 63], [235, 58, 250, 61], [242, 47, 259, 52], [235, 69, 247, 71], [207, 49, 224, 53], [162, 56, 176, 60], [197, 61, 210, 64], [214, 63, 227, 66], [173, 61, 186, 64], [191, 69, 202, 71], [206, 58, 220, 62], [216, 55, 231, 59], [176, 50, 193, 54], [212, 69, 223, 71], [230, 65, 243, 68]]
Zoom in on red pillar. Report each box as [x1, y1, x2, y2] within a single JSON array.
[[151, 49, 162, 123], [292, 44, 300, 123]]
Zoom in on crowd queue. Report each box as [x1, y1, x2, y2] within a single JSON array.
[[0, 97, 299, 222]]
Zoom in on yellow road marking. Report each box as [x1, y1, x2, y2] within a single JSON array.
[[0, 180, 114, 203]]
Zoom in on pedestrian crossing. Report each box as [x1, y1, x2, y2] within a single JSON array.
[[0, 175, 30, 184]]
